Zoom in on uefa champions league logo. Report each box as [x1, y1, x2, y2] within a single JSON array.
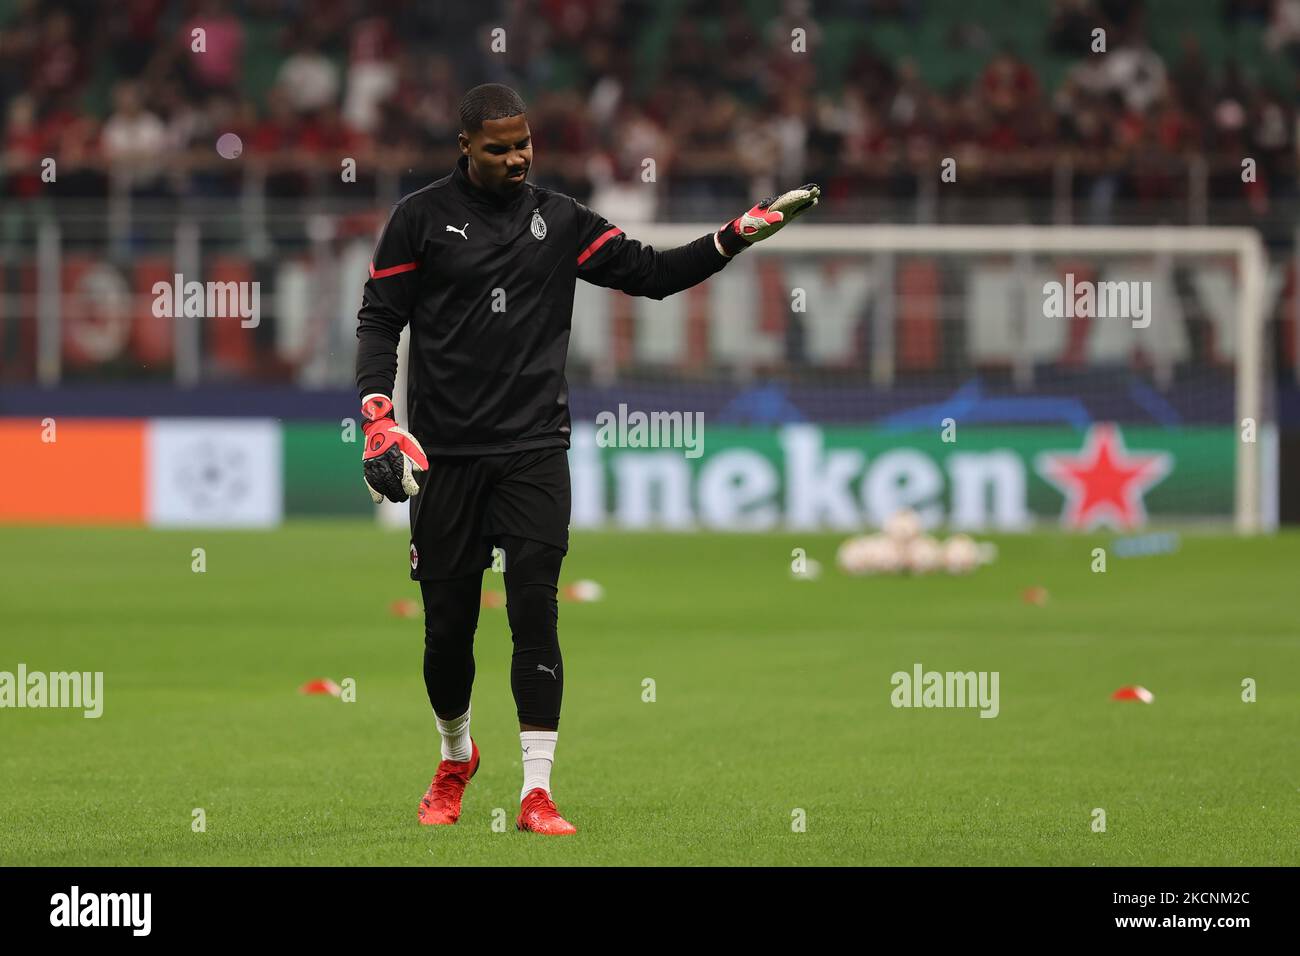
[[530, 209, 546, 240], [174, 440, 251, 514]]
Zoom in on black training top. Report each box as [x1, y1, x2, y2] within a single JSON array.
[[355, 155, 732, 456]]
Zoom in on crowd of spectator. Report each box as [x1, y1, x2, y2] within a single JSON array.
[[2, 0, 1299, 223]]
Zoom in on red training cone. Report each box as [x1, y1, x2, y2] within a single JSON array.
[[1111, 685, 1154, 703], [1021, 586, 1049, 606], [299, 678, 342, 697], [390, 598, 421, 619]]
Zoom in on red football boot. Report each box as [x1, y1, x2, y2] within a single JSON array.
[[417, 739, 480, 825], [516, 787, 577, 835]]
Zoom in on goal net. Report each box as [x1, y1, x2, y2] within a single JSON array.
[[550, 223, 1274, 535]]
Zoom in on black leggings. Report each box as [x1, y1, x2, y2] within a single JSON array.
[[419, 535, 565, 730]]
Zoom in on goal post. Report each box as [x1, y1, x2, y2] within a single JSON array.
[[606, 223, 1272, 534]]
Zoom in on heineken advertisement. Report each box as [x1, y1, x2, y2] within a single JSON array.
[[277, 421, 1233, 531], [564, 423, 1233, 531], [0, 418, 1232, 529]]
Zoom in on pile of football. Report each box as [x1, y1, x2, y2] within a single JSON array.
[[836, 509, 997, 576]]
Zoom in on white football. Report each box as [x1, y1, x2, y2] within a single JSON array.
[[568, 579, 604, 602], [870, 534, 905, 574], [906, 535, 943, 574], [943, 534, 980, 574], [883, 508, 922, 544], [792, 557, 822, 581], [836, 536, 872, 575]]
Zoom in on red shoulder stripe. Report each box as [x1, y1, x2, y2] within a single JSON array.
[[577, 227, 623, 266], [369, 261, 419, 279]]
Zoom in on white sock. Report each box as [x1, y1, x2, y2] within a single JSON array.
[[520, 731, 557, 800], [436, 706, 472, 762]]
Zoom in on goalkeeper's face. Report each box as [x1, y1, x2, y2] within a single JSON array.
[[459, 114, 533, 197]]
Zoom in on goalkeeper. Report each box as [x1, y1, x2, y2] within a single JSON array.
[[355, 83, 819, 835]]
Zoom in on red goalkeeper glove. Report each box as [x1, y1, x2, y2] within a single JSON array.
[[360, 394, 428, 504], [715, 183, 821, 257]]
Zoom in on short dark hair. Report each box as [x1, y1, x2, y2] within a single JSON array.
[[458, 83, 527, 134]]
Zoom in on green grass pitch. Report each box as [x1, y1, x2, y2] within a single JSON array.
[[1, 523, 1296, 866]]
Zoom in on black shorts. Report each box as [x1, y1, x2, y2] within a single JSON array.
[[407, 446, 571, 581]]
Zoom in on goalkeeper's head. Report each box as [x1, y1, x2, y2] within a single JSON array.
[[457, 83, 532, 198]]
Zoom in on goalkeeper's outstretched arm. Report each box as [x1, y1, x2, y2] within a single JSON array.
[[574, 183, 821, 299]]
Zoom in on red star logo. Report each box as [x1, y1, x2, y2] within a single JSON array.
[[1035, 424, 1172, 530]]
